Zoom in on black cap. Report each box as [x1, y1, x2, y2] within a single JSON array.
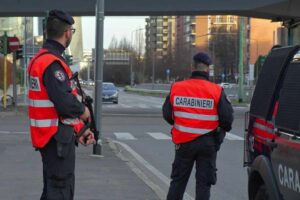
[[193, 52, 212, 66], [49, 9, 74, 25]]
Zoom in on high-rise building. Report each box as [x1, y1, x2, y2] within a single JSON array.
[[69, 17, 84, 62], [175, 15, 238, 57], [145, 16, 175, 59], [145, 16, 176, 80], [248, 18, 282, 65]]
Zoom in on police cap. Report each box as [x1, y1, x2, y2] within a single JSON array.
[[193, 52, 212, 66], [49, 9, 74, 25]]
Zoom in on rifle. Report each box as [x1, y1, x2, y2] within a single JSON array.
[[70, 72, 99, 144]]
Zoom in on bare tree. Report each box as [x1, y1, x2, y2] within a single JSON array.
[[119, 37, 132, 51], [108, 35, 119, 50], [209, 26, 239, 82]]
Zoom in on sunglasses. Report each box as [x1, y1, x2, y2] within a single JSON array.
[[66, 28, 76, 34]]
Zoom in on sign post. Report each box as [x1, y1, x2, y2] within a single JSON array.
[[166, 68, 170, 83], [0, 32, 9, 109]]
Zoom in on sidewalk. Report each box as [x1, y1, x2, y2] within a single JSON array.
[[0, 110, 160, 200]]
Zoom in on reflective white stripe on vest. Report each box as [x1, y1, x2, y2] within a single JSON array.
[[174, 124, 213, 135], [29, 99, 54, 107], [253, 122, 274, 133], [174, 111, 218, 121], [30, 119, 58, 127], [61, 118, 81, 125]]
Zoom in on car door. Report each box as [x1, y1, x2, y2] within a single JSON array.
[[272, 61, 300, 200], [271, 131, 300, 200]]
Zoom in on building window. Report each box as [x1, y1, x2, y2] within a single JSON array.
[[185, 16, 190, 23], [185, 25, 190, 33], [186, 35, 190, 42], [227, 15, 234, 23], [216, 16, 221, 23]]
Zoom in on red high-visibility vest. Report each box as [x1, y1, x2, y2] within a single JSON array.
[[170, 79, 222, 144], [27, 49, 83, 148]]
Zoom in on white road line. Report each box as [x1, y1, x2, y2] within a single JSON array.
[[114, 132, 137, 140], [225, 132, 244, 140], [113, 140, 194, 200], [136, 104, 149, 109], [147, 132, 171, 140], [153, 105, 162, 109], [0, 131, 29, 134], [119, 103, 133, 108], [14, 131, 29, 134], [0, 131, 10, 134]]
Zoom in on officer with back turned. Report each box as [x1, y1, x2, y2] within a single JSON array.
[[162, 52, 234, 200], [27, 10, 95, 199]]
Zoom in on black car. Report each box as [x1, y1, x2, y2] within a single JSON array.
[[244, 45, 300, 200], [102, 82, 118, 104]]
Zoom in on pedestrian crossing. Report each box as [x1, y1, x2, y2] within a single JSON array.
[[113, 132, 244, 141], [103, 103, 162, 109]]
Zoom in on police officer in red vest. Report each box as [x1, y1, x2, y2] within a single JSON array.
[[163, 52, 233, 200], [27, 10, 95, 199]]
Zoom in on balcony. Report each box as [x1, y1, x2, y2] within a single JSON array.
[[190, 18, 196, 25], [190, 29, 196, 35]]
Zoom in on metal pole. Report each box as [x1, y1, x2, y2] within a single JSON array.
[[238, 17, 244, 103], [23, 17, 28, 105], [13, 52, 17, 111], [152, 50, 155, 89], [93, 0, 104, 155], [130, 31, 134, 86], [3, 55, 7, 109], [130, 52, 133, 86], [87, 63, 90, 81]]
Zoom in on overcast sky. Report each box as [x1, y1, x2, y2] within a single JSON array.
[[82, 16, 146, 50]]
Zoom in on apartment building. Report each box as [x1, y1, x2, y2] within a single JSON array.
[[145, 16, 175, 59]]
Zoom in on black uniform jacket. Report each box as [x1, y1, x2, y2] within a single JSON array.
[[162, 71, 234, 132]]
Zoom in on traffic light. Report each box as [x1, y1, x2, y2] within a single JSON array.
[[16, 45, 23, 60], [65, 54, 73, 65], [0, 34, 8, 55]]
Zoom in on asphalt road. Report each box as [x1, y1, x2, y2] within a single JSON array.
[[0, 88, 250, 200], [99, 89, 249, 200]]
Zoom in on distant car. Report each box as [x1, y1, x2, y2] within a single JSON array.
[[102, 82, 118, 104], [219, 82, 232, 89]]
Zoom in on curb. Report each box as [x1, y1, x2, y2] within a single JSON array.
[[107, 138, 165, 200], [107, 138, 194, 200]]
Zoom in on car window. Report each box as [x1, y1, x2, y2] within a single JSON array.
[[103, 83, 116, 90], [275, 62, 300, 136]]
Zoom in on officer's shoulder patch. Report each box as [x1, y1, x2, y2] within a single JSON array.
[[54, 70, 66, 82]]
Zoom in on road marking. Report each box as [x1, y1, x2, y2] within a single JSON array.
[[114, 132, 137, 140], [226, 132, 244, 140], [0, 131, 29, 134], [113, 140, 194, 200], [0, 131, 10, 134], [154, 105, 162, 109], [147, 132, 171, 140], [119, 103, 133, 108], [136, 104, 148, 108], [14, 131, 29, 134]]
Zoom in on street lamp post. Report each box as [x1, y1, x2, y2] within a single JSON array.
[[130, 28, 144, 87]]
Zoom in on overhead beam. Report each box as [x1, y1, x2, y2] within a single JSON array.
[[0, 0, 299, 20]]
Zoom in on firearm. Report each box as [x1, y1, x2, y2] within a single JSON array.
[[70, 72, 99, 144]]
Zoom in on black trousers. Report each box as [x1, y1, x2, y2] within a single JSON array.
[[167, 134, 218, 200], [39, 125, 76, 200]]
